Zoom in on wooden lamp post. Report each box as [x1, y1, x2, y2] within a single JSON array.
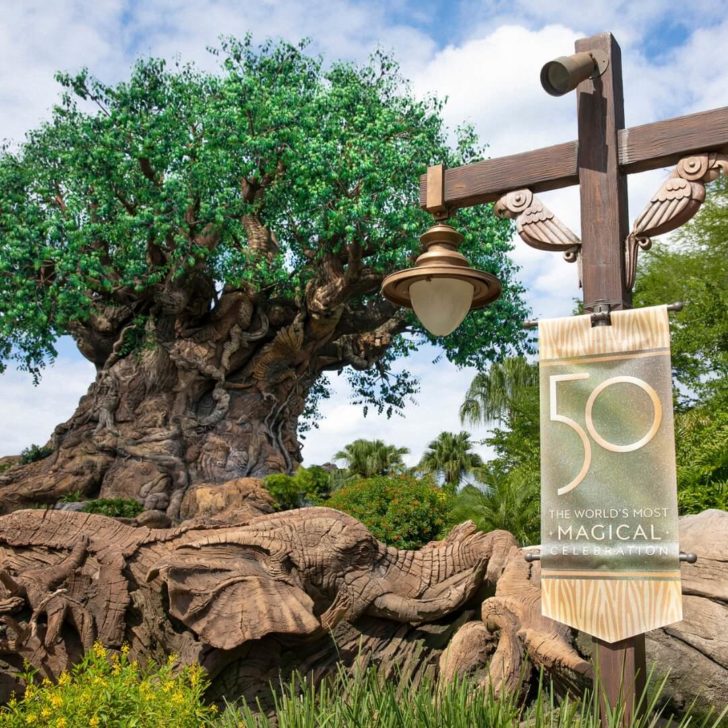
[[383, 31, 728, 725]]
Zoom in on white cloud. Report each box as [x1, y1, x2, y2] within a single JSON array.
[[0, 352, 95, 456]]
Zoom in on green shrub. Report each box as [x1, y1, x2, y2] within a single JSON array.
[[19, 444, 53, 464], [0, 643, 216, 727], [325, 474, 450, 549], [264, 466, 332, 511], [81, 498, 143, 518]]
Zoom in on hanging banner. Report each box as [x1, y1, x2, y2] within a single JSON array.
[[539, 305, 681, 643]]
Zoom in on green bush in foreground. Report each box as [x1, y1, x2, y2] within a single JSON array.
[[263, 466, 332, 510], [81, 498, 144, 518], [326, 474, 450, 549], [2, 649, 725, 728], [0, 643, 216, 727]]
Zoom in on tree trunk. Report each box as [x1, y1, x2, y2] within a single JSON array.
[[0, 303, 313, 516]]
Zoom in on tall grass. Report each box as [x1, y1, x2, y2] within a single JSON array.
[[217, 665, 727, 728], [2, 646, 724, 727]]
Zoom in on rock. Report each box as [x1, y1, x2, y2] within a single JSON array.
[[143, 492, 170, 512], [135, 509, 172, 529], [645, 510, 728, 714], [53, 502, 86, 512], [0, 456, 21, 474], [178, 477, 275, 523], [99, 459, 169, 502]]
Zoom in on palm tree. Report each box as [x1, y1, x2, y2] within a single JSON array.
[[418, 431, 483, 495], [460, 356, 537, 426], [334, 439, 409, 479], [448, 464, 540, 545]]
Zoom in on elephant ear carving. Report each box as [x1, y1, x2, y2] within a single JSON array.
[[148, 545, 320, 650]]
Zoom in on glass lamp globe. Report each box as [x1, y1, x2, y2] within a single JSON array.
[[409, 277, 474, 336]]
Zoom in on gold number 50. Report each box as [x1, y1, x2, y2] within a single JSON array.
[[550, 374, 663, 496]]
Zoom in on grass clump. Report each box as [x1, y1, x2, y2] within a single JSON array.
[[0, 643, 216, 727], [81, 498, 144, 518]]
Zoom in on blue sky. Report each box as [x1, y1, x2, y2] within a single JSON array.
[[1, 0, 727, 465]]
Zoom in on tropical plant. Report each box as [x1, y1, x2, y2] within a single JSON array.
[[325, 474, 449, 549], [449, 467, 540, 545], [19, 443, 53, 464], [0, 37, 527, 509], [454, 357, 541, 537], [334, 439, 409, 479], [460, 356, 538, 425], [217, 664, 726, 728], [418, 431, 483, 495]]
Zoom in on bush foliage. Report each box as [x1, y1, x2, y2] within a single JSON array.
[[81, 498, 144, 519], [326, 474, 450, 549], [0, 643, 216, 727], [19, 444, 53, 464], [263, 466, 331, 510]]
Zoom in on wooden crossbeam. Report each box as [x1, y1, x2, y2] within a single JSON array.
[[420, 106, 728, 210]]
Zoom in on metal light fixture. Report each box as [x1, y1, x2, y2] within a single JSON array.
[[540, 50, 609, 96], [381, 221, 501, 336]]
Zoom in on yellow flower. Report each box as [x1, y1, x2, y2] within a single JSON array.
[[92, 642, 106, 658], [50, 694, 63, 708], [57, 673, 71, 687], [90, 717, 100, 727], [121, 643, 130, 655], [25, 714, 36, 725], [171, 691, 184, 704], [55, 718, 67, 728], [41, 708, 51, 718]]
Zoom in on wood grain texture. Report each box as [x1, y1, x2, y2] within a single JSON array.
[[419, 108, 728, 210], [542, 574, 682, 643], [418, 142, 580, 208], [619, 107, 728, 173], [538, 305, 670, 361], [575, 32, 630, 311]]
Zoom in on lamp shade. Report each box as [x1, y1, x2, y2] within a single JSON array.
[[410, 277, 474, 336], [381, 221, 502, 336]]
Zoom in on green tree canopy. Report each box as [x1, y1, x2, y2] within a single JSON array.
[[634, 174, 727, 403], [0, 37, 526, 396], [634, 173, 728, 512], [459, 356, 537, 426], [418, 431, 483, 494], [334, 439, 409, 479]]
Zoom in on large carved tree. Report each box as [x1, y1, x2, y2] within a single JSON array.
[[0, 40, 526, 515]]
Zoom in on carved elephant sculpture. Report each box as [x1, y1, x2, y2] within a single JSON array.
[[145, 507, 516, 650], [0, 506, 587, 702]]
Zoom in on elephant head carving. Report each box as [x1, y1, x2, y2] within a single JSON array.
[[147, 507, 512, 651]]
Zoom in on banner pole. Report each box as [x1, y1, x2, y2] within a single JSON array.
[[573, 33, 646, 725], [595, 635, 647, 724]]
